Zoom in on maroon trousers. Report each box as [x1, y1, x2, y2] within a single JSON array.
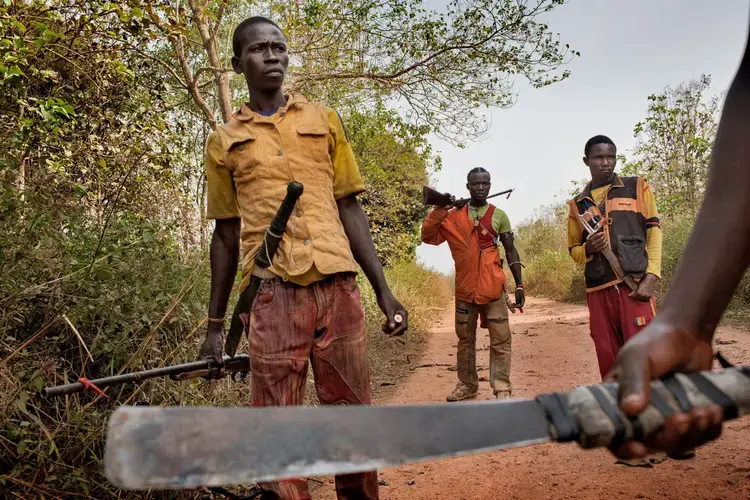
[[247, 273, 378, 500], [586, 284, 657, 379]]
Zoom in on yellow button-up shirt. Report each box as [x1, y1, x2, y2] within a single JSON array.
[[205, 94, 365, 290]]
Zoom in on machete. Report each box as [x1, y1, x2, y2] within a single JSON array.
[[104, 364, 750, 489], [224, 181, 304, 357]]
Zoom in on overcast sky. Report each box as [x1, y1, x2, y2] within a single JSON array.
[[416, 0, 749, 275]]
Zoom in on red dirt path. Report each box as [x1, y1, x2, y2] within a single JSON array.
[[314, 297, 750, 500]]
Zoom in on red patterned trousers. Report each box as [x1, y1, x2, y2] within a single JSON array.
[[587, 284, 657, 380], [248, 272, 379, 500]]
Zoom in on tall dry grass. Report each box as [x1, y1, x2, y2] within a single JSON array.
[[515, 207, 750, 317], [0, 259, 452, 499]]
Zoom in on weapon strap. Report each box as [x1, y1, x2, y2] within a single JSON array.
[[687, 372, 738, 420], [536, 392, 580, 443], [78, 377, 108, 398]]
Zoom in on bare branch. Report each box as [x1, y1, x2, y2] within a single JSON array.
[[187, 0, 232, 124], [171, 33, 217, 130]]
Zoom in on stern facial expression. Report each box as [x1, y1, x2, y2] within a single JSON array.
[[232, 22, 289, 93]]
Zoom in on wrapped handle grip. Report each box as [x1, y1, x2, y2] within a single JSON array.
[[256, 181, 304, 269], [538, 366, 750, 449]]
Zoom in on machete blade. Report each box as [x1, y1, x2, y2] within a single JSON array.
[[104, 399, 552, 489]]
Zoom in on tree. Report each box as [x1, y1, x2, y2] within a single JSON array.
[[346, 105, 439, 265], [621, 75, 720, 218], [136, 0, 577, 144]]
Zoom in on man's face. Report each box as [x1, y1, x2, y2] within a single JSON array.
[[467, 172, 491, 203], [584, 143, 617, 185], [231, 23, 289, 92]]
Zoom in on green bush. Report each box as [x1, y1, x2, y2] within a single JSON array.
[[515, 207, 750, 317], [514, 206, 586, 303], [523, 249, 584, 302], [654, 215, 696, 301], [658, 215, 750, 315]]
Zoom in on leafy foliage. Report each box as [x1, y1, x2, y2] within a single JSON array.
[[621, 75, 720, 218], [278, 0, 577, 143], [514, 205, 585, 303], [0, 0, 469, 497], [134, 0, 576, 144], [346, 105, 439, 265]]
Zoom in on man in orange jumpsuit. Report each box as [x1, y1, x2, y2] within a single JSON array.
[[421, 167, 524, 401]]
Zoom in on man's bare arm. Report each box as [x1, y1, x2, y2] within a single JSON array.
[[607, 21, 750, 459], [337, 194, 408, 335], [499, 232, 524, 307], [199, 218, 240, 362]]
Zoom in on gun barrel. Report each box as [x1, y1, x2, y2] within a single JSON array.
[[41, 354, 249, 398], [424, 187, 514, 207]]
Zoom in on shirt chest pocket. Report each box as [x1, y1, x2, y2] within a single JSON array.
[[226, 136, 259, 181], [295, 123, 330, 164]]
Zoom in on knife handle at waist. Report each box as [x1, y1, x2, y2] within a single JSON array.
[[225, 181, 304, 358], [536, 365, 750, 449]]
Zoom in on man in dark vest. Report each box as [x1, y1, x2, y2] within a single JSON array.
[[421, 167, 524, 401], [567, 135, 663, 381], [607, 24, 750, 461]]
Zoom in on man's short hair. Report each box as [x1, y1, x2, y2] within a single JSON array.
[[232, 16, 283, 57], [584, 135, 617, 157], [467, 166, 490, 182]]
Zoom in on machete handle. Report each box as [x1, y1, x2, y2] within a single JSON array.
[[256, 181, 304, 269], [537, 364, 750, 450]]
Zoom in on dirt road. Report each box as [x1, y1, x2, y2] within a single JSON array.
[[314, 297, 750, 500]]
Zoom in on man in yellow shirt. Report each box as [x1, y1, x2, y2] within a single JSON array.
[[567, 135, 663, 381], [198, 16, 406, 500]]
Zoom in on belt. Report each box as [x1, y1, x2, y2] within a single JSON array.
[[251, 267, 278, 280], [251, 267, 353, 286]]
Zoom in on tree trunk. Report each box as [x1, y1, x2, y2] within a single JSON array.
[[188, 0, 233, 124]]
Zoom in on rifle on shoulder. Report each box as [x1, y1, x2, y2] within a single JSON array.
[[423, 186, 514, 207], [225, 181, 304, 357]]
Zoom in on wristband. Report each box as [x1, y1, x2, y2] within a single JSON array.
[[516, 284, 524, 290], [207, 317, 225, 324]]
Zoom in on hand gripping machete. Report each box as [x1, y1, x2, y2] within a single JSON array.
[[104, 363, 750, 489], [224, 181, 304, 357]]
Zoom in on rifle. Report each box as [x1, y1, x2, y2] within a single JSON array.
[[577, 208, 639, 292], [225, 181, 304, 357], [41, 354, 250, 398], [423, 186, 514, 207]]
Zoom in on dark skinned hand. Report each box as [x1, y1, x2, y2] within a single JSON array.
[[379, 290, 408, 336], [585, 231, 608, 254], [605, 320, 722, 459], [445, 194, 467, 210], [198, 322, 226, 378], [629, 273, 658, 302], [514, 286, 525, 308]]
